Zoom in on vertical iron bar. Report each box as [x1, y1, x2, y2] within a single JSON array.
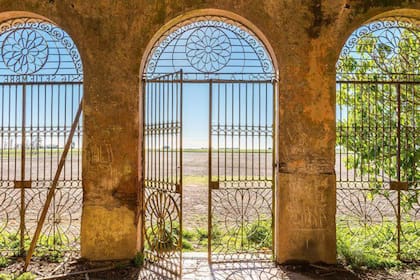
[[19, 85, 26, 255], [64, 84, 68, 180], [70, 85, 73, 182], [152, 80, 155, 184], [258, 83, 261, 180], [158, 79, 161, 186], [37, 85, 40, 181], [50, 85, 53, 180], [0, 85, 3, 180], [272, 80, 276, 255], [166, 76, 169, 186], [265, 82, 268, 179], [238, 83, 241, 181], [252, 83, 255, 181], [396, 83, 401, 260], [217, 82, 220, 181], [43, 85, 47, 181], [208, 79, 213, 262], [171, 76, 174, 185], [245, 84, 248, 180], [224, 83, 227, 182], [14, 86, 17, 186], [29, 85, 33, 182], [141, 78, 146, 256], [179, 70, 183, 274], [175, 76, 178, 191]]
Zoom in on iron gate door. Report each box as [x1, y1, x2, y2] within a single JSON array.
[[142, 71, 183, 277], [0, 18, 83, 259], [208, 80, 276, 262], [0, 82, 83, 255]]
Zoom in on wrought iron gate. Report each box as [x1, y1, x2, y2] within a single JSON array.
[[208, 80, 275, 262], [0, 18, 83, 259], [336, 17, 419, 262], [141, 15, 277, 269], [142, 71, 183, 277]]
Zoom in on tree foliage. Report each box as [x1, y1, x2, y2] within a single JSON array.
[[336, 23, 419, 208]]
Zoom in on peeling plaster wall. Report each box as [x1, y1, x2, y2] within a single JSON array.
[[0, 0, 418, 263]]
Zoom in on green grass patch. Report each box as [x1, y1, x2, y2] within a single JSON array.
[[337, 221, 420, 269], [132, 252, 144, 268], [144, 218, 272, 253], [0, 256, 9, 268], [0, 273, 36, 280], [182, 219, 272, 252], [0, 232, 75, 265], [0, 149, 81, 157], [183, 175, 207, 185]]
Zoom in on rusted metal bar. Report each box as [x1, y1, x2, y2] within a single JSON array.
[[179, 69, 183, 274], [396, 83, 401, 260], [271, 80, 277, 255], [19, 84, 26, 255], [140, 78, 147, 256], [208, 79, 213, 262], [23, 100, 83, 271]]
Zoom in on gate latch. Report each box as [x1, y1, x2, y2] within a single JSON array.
[[390, 181, 408, 191], [14, 180, 32, 189]]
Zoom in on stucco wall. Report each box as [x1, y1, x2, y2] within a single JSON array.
[[0, 0, 418, 263]]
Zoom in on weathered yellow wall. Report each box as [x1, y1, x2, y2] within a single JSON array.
[[0, 0, 418, 263]]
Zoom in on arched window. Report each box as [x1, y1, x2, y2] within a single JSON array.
[[0, 16, 83, 258], [336, 17, 419, 262]]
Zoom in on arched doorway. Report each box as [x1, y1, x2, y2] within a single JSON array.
[[336, 16, 419, 263], [0, 14, 83, 261], [140, 10, 278, 277]]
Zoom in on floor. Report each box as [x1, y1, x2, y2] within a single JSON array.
[[139, 252, 313, 280]]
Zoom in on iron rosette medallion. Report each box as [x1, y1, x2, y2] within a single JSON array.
[[186, 27, 232, 73], [2, 28, 48, 74]]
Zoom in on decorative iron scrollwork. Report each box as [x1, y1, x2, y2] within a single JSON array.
[[0, 17, 83, 80], [144, 16, 275, 80], [186, 27, 232, 72], [2, 29, 48, 74], [145, 190, 181, 255], [337, 16, 419, 79]]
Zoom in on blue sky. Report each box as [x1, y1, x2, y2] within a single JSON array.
[[183, 83, 209, 148], [1, 21, 407, 150]]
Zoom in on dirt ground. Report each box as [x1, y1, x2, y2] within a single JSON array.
[[1, 256, 419, 280], [1, 152, 419, 279]]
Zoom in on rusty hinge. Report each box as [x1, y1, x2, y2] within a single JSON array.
[[14, 180, 32, 189], [210, 181, 219, 190], [390, 181, 408, 191]]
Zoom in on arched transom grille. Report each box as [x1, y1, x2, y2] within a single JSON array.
[[144, 16, 275, 81]]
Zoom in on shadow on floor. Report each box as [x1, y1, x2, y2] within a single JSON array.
[[132, 253, 364, 280]]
